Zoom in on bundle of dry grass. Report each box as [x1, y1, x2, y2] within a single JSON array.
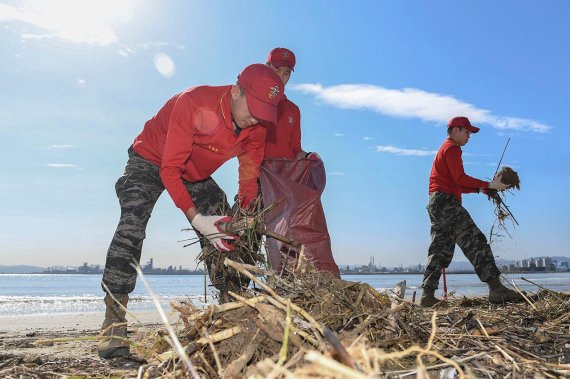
[[486, 166, 522, 241], [133, 259, 570, 378], [497, 166, 521, 190]]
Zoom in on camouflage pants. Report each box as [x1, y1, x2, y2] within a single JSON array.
[[422, 192, 501, 290], [102, 146, 248, 295]]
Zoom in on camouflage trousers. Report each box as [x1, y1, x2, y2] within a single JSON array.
[[102, 146, 250, 295], [422, 192, 501, 290]]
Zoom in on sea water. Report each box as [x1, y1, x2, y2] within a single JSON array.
[[0, 272, 568, 317]]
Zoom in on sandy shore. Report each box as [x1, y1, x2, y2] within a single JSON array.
[[0, 310, 177, 377], [0, 309, 172, 333]]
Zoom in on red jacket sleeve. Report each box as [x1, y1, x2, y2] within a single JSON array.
[[446, 145, 489, 191], [237, 127, 266, 207], [290, 104, 302, 158], [461, 186, 480, 194], [159, 95, 197, 213]]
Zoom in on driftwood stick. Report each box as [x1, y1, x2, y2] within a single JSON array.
[[322, 325, 357, 369], [221, 330, 261, 378], [202, 327, 222, 375], [187, 295, 267, 322], [195, 326, 242, 345], [509, 279, 537, 310], [257, 224, 302, 249]]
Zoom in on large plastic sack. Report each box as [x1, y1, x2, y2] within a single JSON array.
[[260, 158, 340, 277]]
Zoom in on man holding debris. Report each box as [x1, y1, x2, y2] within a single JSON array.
[[98, 64, 284, 359], [420, 116, 524, 307], [261, 47, 340, 277]]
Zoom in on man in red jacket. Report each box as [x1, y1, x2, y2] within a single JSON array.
[[261, 48, 340, 277], [264, 47, 305, 159], [98, 64, 284, 359], [420, 116, 524, 307]]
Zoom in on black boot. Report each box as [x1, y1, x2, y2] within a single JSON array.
[[420, 287, 441, 307], [97, 293, 130, 359], [488, 277, 525, 304]]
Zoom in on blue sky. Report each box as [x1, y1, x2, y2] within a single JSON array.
[[1, 0, 569, 269]]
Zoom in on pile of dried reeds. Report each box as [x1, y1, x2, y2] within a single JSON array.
[[133, 258, 570, 378]]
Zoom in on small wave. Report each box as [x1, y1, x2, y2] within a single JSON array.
[[0, 294, 215, 317]]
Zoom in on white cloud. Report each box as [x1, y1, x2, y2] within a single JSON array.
[[118, 43, 183, 57], [49, 144, 78, 149], [334, 133, 344, 137], [138, 42, 171, 49], [0, 1, 131, 46], [47, 163, 79, 168], [363, 136, 374, 141], [292, 83, 550, 133], [77, 79, 85, 85], [117, 46, 136, 57], [328, 172, 345, 176], [375, 145, 437, 157]]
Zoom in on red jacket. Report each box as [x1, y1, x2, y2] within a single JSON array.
[[263, 96, 301, 159], [429, 138, 489, 203], [133, 85, 266, 213]]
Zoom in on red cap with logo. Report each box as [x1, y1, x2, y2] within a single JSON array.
[[447, 116, 480, 133], [266, 47, 296, 71], [237, 63, 284, 126]]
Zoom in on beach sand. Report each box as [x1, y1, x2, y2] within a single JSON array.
[[0, 310, 177, 377]]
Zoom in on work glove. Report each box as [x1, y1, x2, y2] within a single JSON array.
[[305, 152, 321, 161], [191, 214, 237, 252], [489, 174, 509, 191]]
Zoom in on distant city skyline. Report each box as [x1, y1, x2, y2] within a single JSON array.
[[2, 255, 568, 275]]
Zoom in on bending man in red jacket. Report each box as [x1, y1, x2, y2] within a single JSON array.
[[98, 64, 284, 359], [421, 116, 524, 307], [261, 47, 340, 277]]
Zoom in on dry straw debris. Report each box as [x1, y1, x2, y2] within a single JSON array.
[[487, 166, 522, 241], [2, 257, 568, 378], [132, 257, 570, 379]]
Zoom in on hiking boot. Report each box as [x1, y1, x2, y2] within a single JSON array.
[[420, 288, 441, 307], [97, 293, 129, 359], [487, 278, 525, 304]]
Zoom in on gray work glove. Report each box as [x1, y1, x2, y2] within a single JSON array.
[[191, 214, 237, 252], [489, 174, 509, 191]]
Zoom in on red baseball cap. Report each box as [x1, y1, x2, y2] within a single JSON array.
[[266, 47, 296, 71], [237, 64, 284, 126], [447, 116, 480, 133]]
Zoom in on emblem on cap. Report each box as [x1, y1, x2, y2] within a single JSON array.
[[268, 85, 280, 99], [283, 51, 290, 57]]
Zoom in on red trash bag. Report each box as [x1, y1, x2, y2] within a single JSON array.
[[260, 158, 340, 277]]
